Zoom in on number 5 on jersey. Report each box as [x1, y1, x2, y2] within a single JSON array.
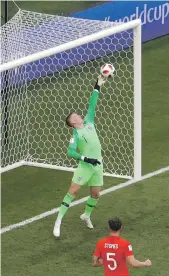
[[107, 253, 117, 271]]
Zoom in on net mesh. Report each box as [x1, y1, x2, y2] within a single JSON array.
[[1, 9, 118, 64], [1, 10, 134, 177]]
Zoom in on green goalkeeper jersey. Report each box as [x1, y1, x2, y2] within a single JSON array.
[[68, 90, 102, 161]]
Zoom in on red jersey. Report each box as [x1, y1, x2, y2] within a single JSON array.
[[94, 235, 133, 276]]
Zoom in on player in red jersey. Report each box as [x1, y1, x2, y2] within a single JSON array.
[[93, 217, 151, 276]]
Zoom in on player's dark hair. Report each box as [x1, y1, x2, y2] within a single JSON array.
[[108, 217, 122, 232], [65, 112, 74, 127]]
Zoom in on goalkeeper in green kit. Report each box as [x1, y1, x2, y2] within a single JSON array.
[[53, 75, 106, 237]]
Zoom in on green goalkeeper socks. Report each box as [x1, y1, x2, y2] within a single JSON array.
[[57, 194, 98, 221], [57, 193, 75, 220], [85, 197, 99, 217]]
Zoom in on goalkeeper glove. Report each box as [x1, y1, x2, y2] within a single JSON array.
[[83, 157, 101, 166], [94, 75, 106, 92]]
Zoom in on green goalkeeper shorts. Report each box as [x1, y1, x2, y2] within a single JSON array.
[[72, 161, 103, 187]]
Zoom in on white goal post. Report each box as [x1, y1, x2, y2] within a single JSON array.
[[0, 10, 141, 180]]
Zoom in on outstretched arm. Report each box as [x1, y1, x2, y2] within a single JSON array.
[[84, 91, 99, 124], [84, 76, 105, 124]]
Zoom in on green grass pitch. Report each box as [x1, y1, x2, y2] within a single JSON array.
[[1, 171, 169, 276], [1, 34, 169, 276]]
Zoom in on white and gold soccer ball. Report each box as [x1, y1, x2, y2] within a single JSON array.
[[100, 63, 115, 78]]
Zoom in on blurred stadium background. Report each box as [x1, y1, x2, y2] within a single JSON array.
[[1, 1, 104, 25]]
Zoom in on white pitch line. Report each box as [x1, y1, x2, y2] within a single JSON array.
[[1, 166, 169, 235]]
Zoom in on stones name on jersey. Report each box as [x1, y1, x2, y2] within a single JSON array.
[[104, 243, 119, 249]]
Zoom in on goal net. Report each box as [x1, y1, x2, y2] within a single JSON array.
[[1, 10, 141, 179]]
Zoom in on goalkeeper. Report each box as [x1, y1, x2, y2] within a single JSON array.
[[53, 75, 106, 237]]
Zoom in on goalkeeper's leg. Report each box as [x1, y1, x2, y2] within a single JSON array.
[[53, 182, 80, 237], [80, 187, 100, 229], [80, 164, 103, 228], [53, 183, 99, 237], [53, 164, 94, 237]]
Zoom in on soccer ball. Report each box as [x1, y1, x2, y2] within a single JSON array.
[[100, 63, 115, 78]]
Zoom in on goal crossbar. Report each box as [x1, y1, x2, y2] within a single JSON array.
[[0, 19, 141, 72]]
